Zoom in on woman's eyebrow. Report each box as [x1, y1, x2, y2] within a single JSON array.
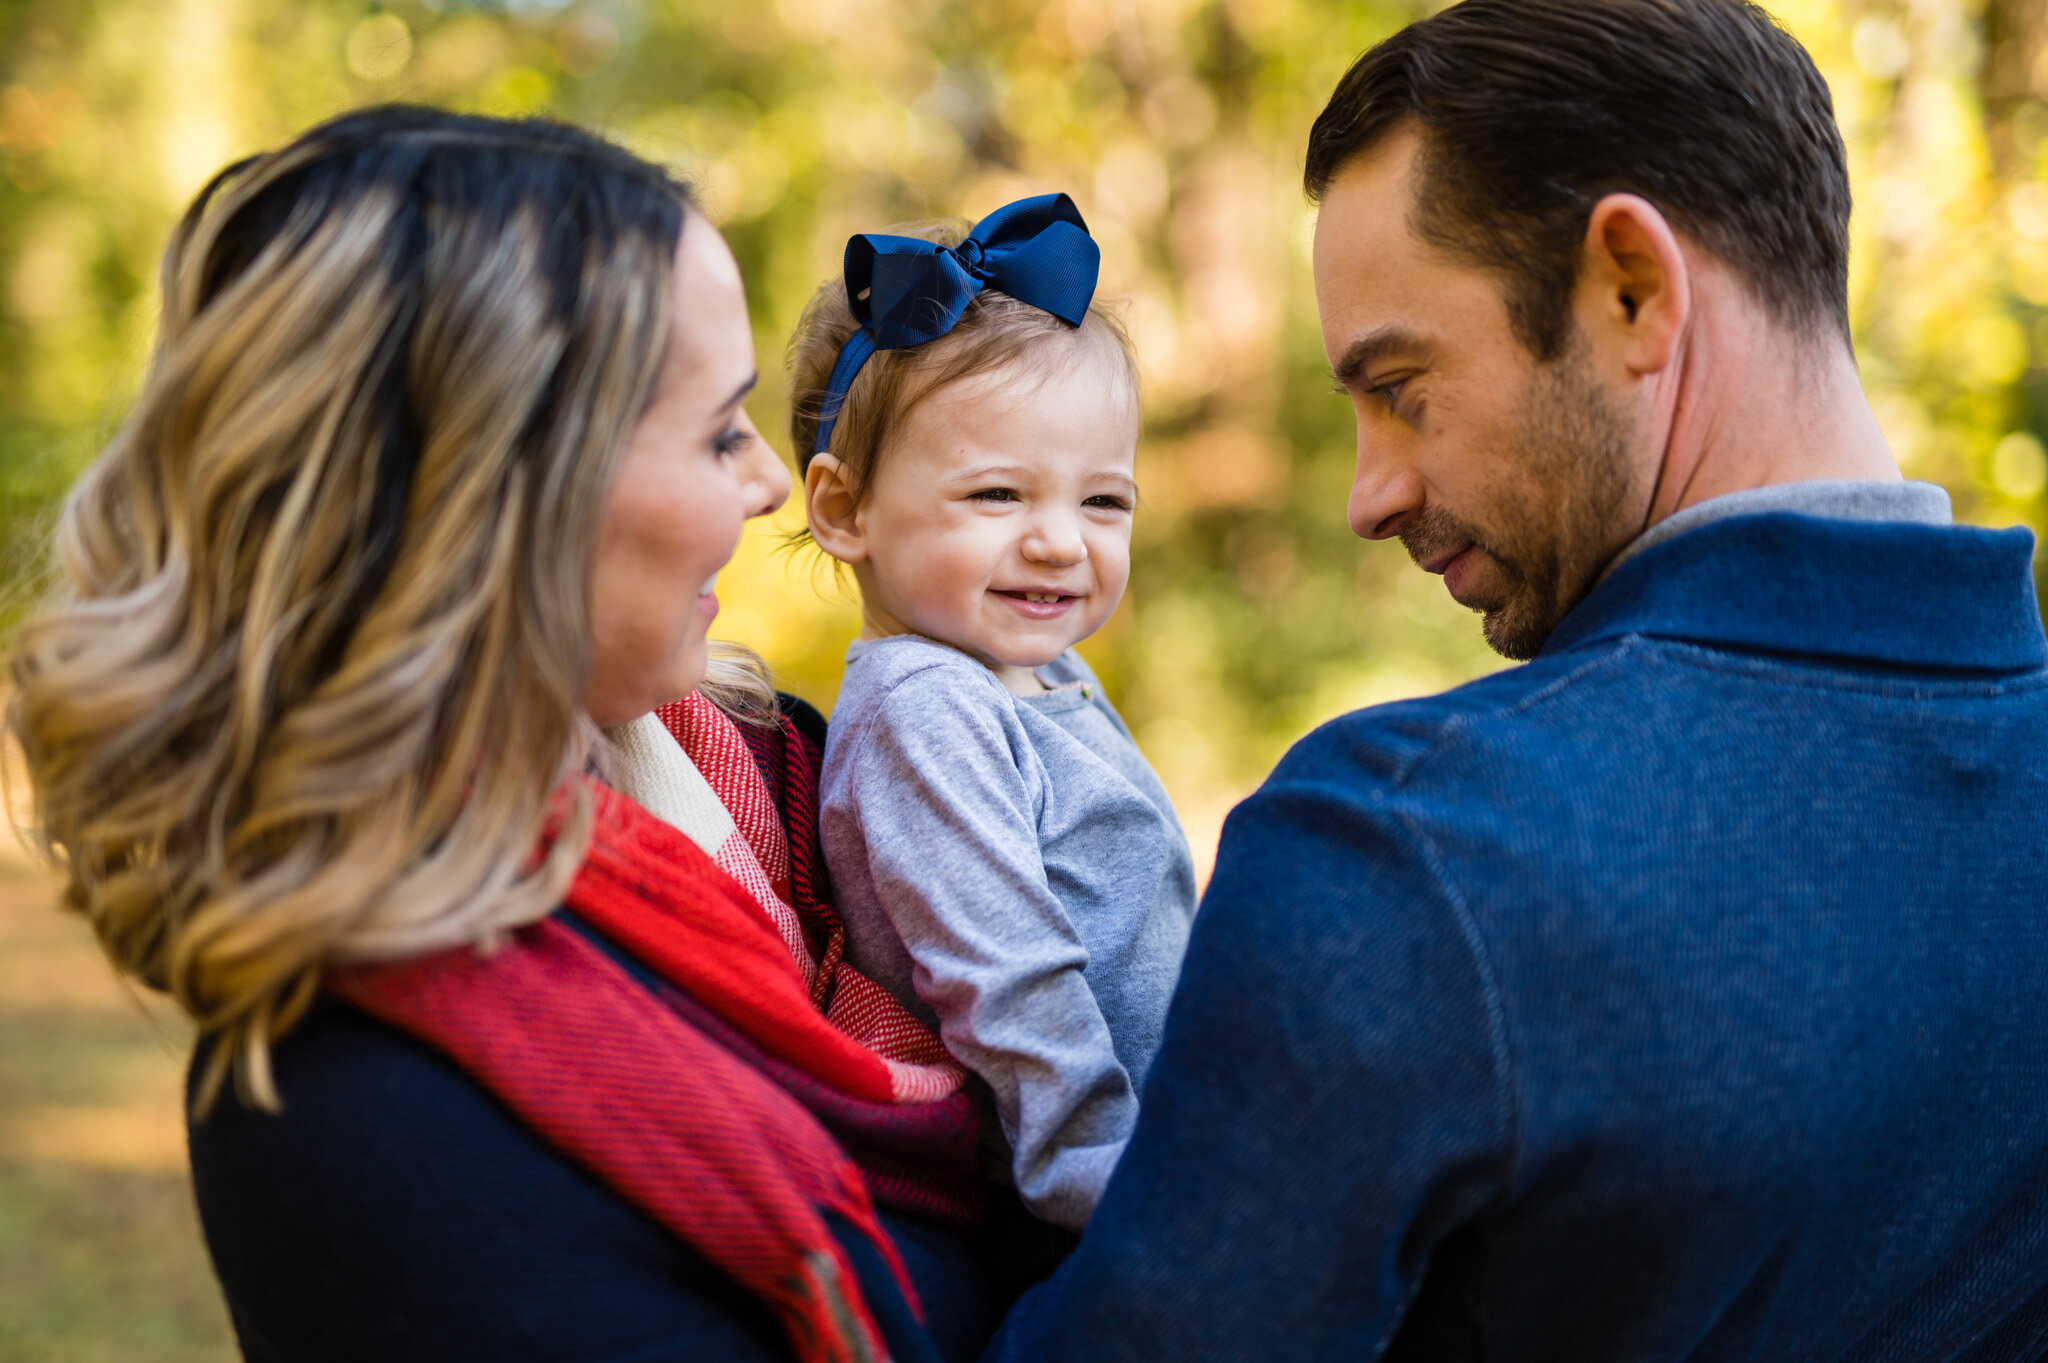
[[718, 372, 759, 413]]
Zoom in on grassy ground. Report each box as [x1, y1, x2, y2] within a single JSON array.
[[0, 834, 236, 1361]]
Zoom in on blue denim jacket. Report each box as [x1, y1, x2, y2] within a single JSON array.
[[987, 512, 2048, 1362]]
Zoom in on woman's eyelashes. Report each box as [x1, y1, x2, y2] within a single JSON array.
[[712, 424, 751, 457]]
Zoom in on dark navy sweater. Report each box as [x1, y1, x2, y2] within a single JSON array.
[[188, 996, 996, 1362], [991, 512, 2048, 1360]]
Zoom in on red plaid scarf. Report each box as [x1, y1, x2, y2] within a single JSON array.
[[647, 694, 972, 1106], [330, 697, 980, 1363]]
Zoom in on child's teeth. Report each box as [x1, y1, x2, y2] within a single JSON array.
[[701, 572, 719, 595]]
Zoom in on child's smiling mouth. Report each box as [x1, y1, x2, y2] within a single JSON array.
[[994, 589, 1080, 619]]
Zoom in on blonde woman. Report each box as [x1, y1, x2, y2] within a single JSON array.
[[6, 107, 994, 1363]]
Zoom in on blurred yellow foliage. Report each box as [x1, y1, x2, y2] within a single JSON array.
[[2, 0, 2047, 864]]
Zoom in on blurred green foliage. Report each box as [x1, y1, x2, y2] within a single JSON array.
[[3, 0, 2048, 856]]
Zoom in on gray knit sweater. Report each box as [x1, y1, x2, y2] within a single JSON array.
[[820, 635, 1199, 1229]]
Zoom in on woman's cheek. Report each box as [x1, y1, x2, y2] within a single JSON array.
[[689, 460, 749, 571], [628, 467, 711, 584]]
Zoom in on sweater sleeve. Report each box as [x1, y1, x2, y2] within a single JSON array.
[[981, 738, 1517, 1358], [846, 665, 1137, 1230]]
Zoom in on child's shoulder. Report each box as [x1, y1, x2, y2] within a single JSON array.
[[826, 636, 1034, 777], [836, 635, 1013, 721]]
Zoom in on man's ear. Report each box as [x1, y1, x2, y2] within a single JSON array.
[[804, 454, 867, 564], [1578, 192, 1689, 376]]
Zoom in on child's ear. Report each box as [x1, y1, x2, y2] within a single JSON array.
[[805, 455, 867, 564]]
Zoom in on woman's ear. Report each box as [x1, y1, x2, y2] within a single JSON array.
[[804, 454, 867, 564], [1577, 192, 1689, 377]]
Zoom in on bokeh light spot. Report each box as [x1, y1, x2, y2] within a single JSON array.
[[556, 13, 620, 79], [1992, 432, 2048, 501], [1852, 16, 1911, 81], [1960, 315, 2030, 390], [2010, 182, 2048, 240], [346, 14, 413, 82]]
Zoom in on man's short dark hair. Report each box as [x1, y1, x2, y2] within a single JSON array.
[[1304, 0, 1850, 360]]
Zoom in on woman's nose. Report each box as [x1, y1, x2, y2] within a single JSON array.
[[740, 420, 792, 519]]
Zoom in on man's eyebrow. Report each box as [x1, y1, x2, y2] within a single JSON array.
[[718, 372, 759, 413], [1330, 327, 1427, 390]]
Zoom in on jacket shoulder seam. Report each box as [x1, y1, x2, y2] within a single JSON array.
[[1389, 638, 1644, 787]]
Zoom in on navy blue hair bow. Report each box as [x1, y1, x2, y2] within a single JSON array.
[[811, 192, 1100, 456]]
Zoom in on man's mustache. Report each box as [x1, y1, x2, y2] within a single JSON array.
[[1398, 504, 1544, 595], [1399, 505, 1487, 573]]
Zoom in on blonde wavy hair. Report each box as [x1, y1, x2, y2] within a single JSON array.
[[2, 106, 752, 1111]]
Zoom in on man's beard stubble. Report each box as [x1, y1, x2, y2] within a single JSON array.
[[1398, 344, 1636, 661]]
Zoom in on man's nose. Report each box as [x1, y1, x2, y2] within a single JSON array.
[[1347, 436, 1424, 541], [1022, 508, 1087, 565]]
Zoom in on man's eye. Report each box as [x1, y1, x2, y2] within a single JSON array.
[[1367, 379, 1407, 409], [969, 488, 1018, 502]]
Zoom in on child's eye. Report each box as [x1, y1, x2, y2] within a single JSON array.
[[1084, 495, 1133, 512], [969, 488, 1019, 503]]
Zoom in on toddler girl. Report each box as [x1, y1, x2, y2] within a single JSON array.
[[792, 196, 1198, 1233]]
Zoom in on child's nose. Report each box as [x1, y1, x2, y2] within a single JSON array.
[[1022, 510, 1087, 565]]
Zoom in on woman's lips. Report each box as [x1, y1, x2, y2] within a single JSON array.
[[994, 590, 1077, 620]]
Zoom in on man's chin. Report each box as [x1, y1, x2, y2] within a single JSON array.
[[1479, 599, 1558, 662], [1441, 560, 1553, 660]]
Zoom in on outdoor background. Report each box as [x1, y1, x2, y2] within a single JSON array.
[[2, 0, 2047, 1356]]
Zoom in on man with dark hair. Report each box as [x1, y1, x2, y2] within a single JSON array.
[[987, 2, 2048, 1359]]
